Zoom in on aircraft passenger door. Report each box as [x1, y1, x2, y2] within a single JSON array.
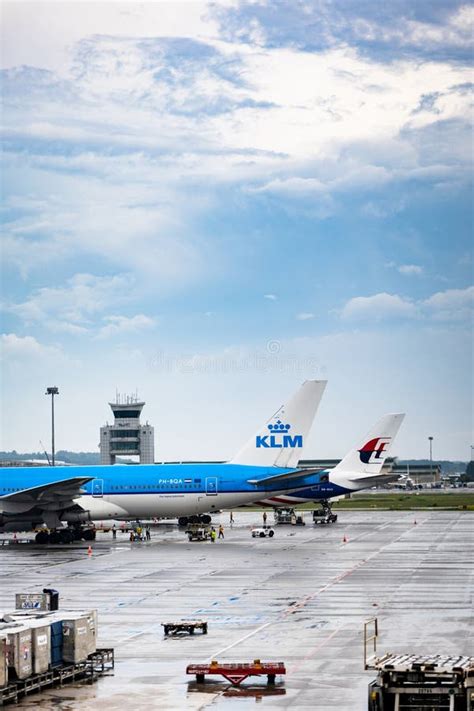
[[205, 477, 218, 496], [92, 479, 104, 498]]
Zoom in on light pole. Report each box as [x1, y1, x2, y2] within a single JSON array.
[[428, 436, 433, 482], [46, 387, 59, 466]]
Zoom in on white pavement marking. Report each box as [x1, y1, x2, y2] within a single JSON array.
[[208, 514, 428, 661]]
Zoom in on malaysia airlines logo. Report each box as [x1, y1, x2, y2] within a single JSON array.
[[256, 420, 303, 449], [359, 437, 391, 464]]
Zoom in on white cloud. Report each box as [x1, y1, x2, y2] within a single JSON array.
[[2, 175, 207, 283], [1, 2, 219, 73], [341, 293, 417, 321], [341, 286, 474, 323], [296, 312, 315, 320], [1, 333, 64, 361], [253, 177, 326, 197], [398, 264, 423, 276], [423, 286, 474, 321], [47, 322, 89, 335], [264, 293, 277, 300], [6, 273, 135, 331], [96, 314, 155, 339], [1, 27, 471, 285]]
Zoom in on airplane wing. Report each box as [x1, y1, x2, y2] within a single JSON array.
[[247, 468, 322, 486], [0, 477, 94, 514]]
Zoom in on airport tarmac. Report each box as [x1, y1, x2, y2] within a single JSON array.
[[0, 510, 472, 710]]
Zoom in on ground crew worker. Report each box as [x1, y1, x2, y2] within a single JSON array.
[[263, 511, 267, 525], [129, 530, 135, 542], [146, 527, 151, 541], [112, 525, 117, 540], [218, 524, 224, 539], [210, 527, 217, 543], [229, 511, 234, 526], [136, 526, 142, 540]]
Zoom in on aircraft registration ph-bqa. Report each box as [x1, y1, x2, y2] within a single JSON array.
[[0, 381, 405, 542]]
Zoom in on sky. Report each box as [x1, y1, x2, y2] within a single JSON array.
[[1, 0, 473, 461]]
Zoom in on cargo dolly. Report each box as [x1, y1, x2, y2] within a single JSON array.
[[162, 620, 208, 636], [186, 659, 286, 686], [0, 648, 114, 707], [364, 619, 474, 710]]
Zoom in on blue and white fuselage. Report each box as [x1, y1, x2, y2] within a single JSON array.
[[0, 462, 348, 526], [0, 380, 405, 533]]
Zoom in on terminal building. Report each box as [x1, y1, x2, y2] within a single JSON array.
[[99, 394, 154, 465]]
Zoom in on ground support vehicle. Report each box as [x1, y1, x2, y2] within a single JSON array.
[[251, 525, 275, 538], [273, 508, 294, 524], [185, 524, 211, 541], [312, 501, 337, 524], [367, 653, 474, 710], [187, 659, 286, 686], [364, 618, 474, 710], [162, 620, 207, 636], [274, 508, 306, 525]]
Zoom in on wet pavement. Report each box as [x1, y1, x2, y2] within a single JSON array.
[[0, 510, 472, 710]]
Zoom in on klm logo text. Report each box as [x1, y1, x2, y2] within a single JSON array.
[[256, 420, 303, 449]]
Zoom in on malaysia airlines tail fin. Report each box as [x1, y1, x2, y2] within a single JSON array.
[[332, 413, 405, 482], [230, 380, 327, 468]]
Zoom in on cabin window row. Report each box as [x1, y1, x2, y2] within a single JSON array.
[[108, 483, 201, 490]]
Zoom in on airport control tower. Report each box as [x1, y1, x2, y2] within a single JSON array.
[[99, 393, 155, 465]]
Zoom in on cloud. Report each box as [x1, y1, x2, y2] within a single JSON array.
[[96, 314, 156, 339], [296, 312, 315, 321], [253, 177, 326, 197], [6, 273, 135, 332], [423, 286, 474, 321], [1, 2, 219, 73], [385, 262, 424, 276], [1, 25, 471, 291], [214, 2, 473, 62], [1, 174, 207, 283], [341, 286, 474, 323], [398, 264, 424, 276], [264, 293, 277, 300], [1, 333, 64, 361], [341, 293, 418, 321]]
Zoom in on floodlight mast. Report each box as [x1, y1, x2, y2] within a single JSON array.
[[428, 435, 433, 481], [45, 387, 59, 466]]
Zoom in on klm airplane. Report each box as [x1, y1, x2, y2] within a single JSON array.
[[0, 381, 404, 543]]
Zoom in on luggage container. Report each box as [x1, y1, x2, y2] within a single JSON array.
[[62, 615, 93, 663], [85, 610, 98, 656], [0, 636, 8, 689], [5, 615, 53, 674], [1, 624, 33, 680], [50, 619, 63, 667], [28, 620, 51, 674]]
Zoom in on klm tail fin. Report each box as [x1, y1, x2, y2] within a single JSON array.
[[230, 380, 327, 468], [332, 413, 405, 480]]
